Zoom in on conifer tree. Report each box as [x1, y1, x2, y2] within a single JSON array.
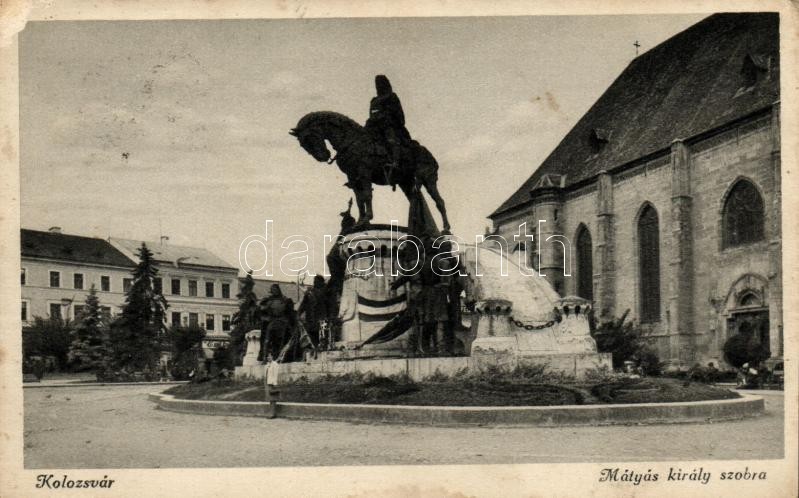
[[110, 243, 169, 370], [68, 285, 108, 371]]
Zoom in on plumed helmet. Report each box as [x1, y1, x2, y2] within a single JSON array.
[[375, 74, 393, 96]]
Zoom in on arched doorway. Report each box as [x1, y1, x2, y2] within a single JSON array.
[[722, 274, 771, 362]]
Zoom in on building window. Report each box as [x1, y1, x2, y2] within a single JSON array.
[[222, 283, 231, 299], [21, 268, 26, 286], [123, 278, 133, 293], [205, 281, 215, 298], [21, 301, 28, 321], [49, 271, 60, 288], [74, 273, 84, 290], [171, 278, 181, 295], [206, 313, 215, 331], [576, 225, 593, 301], [171, 312, 182, 326], [722, 179, 765, 248], [188, 312, 199, 327], [638, 204, 661, 323], [222, 314, 231, 332], [101, 275, 111, 292], [154, 277, 163, 294], [188, 280, 198, 297], [49, 303, 62, 320]]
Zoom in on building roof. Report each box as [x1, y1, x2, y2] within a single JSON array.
[[109, 238, 236, 271], [491, 13, 779, 218], [21, 229, 134, 268]]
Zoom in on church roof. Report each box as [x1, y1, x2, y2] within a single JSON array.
[[490, 13, 779, 218]]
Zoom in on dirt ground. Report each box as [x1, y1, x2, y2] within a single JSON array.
[[23, 385, 783, 468]]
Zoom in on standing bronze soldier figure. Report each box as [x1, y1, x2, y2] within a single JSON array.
[[298, 276, 330, 350], [259, 284, 295, 362]]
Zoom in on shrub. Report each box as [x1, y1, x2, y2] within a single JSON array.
[[633, 346, 664, 376], [22, 317, 73, 371], [593, 310, 662, 374], [168, 324, 206, 380], [686, 363, 720, 383], [582, 365, 619, 383], [212, 344, 236, 372], [723, 332, 769, 368]]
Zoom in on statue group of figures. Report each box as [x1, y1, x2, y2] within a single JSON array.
[[257, 278, 337, 363], [379, 237, 475, 356], [282, 75, 477, 360]]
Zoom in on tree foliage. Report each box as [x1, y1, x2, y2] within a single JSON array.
[[723, 331, 769, 368], [592, 310, 663, 375], [168, 324, 206, 380], [109, 243, 169, 371], [22, 317, 73, 371], [68, 285, 110, 372]]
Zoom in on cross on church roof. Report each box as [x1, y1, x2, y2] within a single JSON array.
[[634, 40, 641, 56]]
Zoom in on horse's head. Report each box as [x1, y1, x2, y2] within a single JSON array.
[[290, 124, 331, 163]]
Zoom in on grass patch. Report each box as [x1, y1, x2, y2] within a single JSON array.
[[165, 365, 740, 406]]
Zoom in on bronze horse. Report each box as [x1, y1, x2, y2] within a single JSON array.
[[290, 111, 450, 231]]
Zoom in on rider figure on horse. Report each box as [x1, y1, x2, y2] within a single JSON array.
[[365, 75, 412, 188]]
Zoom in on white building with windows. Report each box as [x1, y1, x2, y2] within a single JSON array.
[[108, 237, 240, 349], [21, 228, 241, 353], [20, 227, 136, 324]]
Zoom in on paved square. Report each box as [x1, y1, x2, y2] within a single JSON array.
[[23, 385, 783, 468]]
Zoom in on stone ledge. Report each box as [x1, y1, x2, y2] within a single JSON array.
[[235, 353, 612, 382], [149, 392, 764, 427], [25, 381, 188, 389]]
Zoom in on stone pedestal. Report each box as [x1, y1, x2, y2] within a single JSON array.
[[467, 295, 607, 376], [335, 225, 409, 354], [241, 329, 262, 367], [470, 299, 516, 355], [551, 296, 598, 353]]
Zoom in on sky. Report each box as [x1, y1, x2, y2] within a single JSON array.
[[20, 15, 705, 278]]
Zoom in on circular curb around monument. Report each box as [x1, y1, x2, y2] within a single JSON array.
[[149, 392, 764, 427]]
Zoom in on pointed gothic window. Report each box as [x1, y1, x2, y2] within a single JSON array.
[[576, 225, 593, 301], [638, 204, 660, 323], [723, 179, 765, 248]]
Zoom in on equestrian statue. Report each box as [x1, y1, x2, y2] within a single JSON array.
[[290, 75, 451, 233]]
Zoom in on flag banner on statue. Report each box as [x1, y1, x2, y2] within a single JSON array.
[[356, 292, 406, 322]]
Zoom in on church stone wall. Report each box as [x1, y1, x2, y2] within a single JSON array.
[[610, 156, 673, 346], [688, 115, 776, 365], [561, 187, 598, 297], [489, 109, 780, 369]]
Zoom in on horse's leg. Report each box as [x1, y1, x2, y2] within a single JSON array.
[[362, 186, 374, 223], [422, 178, 451, 232], [353, 178, 373, 226], [354, 190, 366, 225]]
